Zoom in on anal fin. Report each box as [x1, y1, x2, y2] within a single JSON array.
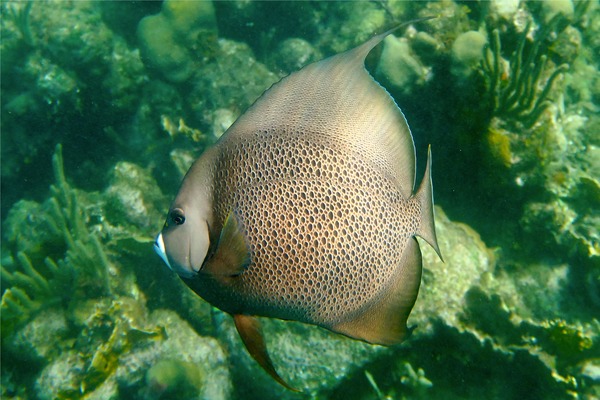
[[233, 314, 299, 392], [331, 238, 422, 346]]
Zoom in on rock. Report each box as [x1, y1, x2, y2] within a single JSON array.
[[541, 0, 574, 23], [189, 39, 278, 126], [5, 308, 69, 364], [412, 207, 495, 331], [104, 161, 167, 233], [273, 38, 318, 73], [581, 358, 600, 383], [211, 108, 237, 139], [137, 14, 192, 83], [2, 200, 58, 259], [169, 148, 197, 179], [36, 351, 86, 400], [490, 0, 520, 19], [144, 359, 204, 399], [37, 308, 233, 400], [114, 309, 232, 400], [411, 32, 444, 65]]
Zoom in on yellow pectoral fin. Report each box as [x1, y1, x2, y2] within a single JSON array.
[[233, 314, 299, 392], [204, 212, 251, 277]]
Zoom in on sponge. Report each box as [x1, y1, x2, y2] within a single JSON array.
[[137, 0, 217, 83]]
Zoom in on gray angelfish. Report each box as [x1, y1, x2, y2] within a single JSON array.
[[155, 22, 442, 390]]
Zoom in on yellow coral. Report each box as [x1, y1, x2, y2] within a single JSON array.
[[161, 115, 205, 142], [485, 126, 513, 168], [81, 298, 166, 394]]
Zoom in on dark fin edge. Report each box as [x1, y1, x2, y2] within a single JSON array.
[[233, 314, 300, 392], [415, 145, 443, 262]]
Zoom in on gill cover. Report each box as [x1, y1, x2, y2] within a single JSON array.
[[154, 205, 210, 278]]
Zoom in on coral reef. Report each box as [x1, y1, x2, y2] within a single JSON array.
[[1, 0, 148, 217], [1, 1, 598, 399], [1, 145, 228, 399]]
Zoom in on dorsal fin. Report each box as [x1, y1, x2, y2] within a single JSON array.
[[222, 21, 430, 198]]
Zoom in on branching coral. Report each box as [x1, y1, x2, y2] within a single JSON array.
[[5, 1, 35, 47], [46, 145, 112, 296], [482, 16, 569, 128], [1, 145, 112, 337], [0, 253, 72, 336]]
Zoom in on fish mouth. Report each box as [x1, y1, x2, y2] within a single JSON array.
[[154, 233, 172, 270], [154, 233, 197, 278]]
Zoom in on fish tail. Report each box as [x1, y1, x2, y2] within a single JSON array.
[[415, 145, 443, 261]]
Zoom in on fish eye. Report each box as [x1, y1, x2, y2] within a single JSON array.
[[170, 208, 186, 225]]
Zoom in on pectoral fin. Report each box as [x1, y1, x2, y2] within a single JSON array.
[[204, 212, 251, 277], [233, 314, 299, 391]]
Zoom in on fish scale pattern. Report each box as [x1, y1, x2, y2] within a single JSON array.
[[212, 129, 421, 327]]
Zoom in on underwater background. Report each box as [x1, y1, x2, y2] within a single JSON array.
[[1, 1, 598, 399]]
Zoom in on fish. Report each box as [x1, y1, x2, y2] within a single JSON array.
[[154, 22, 442, 390]]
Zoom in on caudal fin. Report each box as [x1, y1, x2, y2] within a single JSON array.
[[414, 146, 443, 261]]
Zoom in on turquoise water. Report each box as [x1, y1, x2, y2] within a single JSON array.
[[1, 1, 598, 399]]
